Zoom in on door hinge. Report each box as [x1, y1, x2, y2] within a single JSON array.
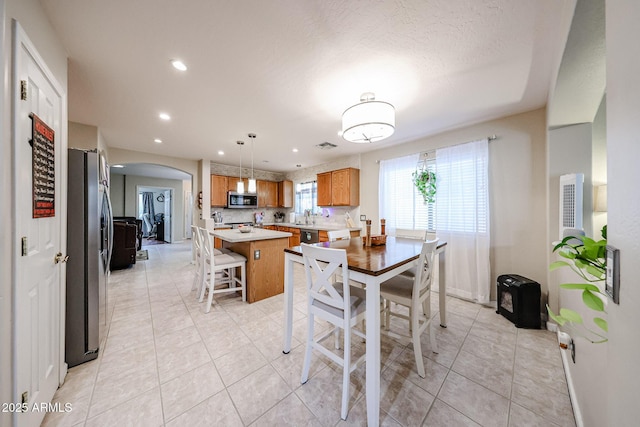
[[20, 80, 27, 101], [21, 237, 27, 256]]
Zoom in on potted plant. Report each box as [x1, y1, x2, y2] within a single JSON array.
[[547, 225, 608, 343], [412, 169, 437, 204]]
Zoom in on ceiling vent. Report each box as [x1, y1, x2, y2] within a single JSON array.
[[316, 142, 338, 150]]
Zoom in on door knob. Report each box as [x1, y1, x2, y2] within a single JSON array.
[[54, 252, 69, 264]]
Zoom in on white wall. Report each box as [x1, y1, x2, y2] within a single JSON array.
[[592, 95, 607, 236], [360, 108, 549, 302], [1, 0, 68, 424], [606, 0, 640, 424]]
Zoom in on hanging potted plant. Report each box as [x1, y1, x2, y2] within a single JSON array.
[[412, 169, 437, 204]]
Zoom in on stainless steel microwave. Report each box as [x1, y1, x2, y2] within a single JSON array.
[[227, 191, 258, 209]]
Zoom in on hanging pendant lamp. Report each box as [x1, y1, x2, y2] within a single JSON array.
[[342, 92, 395, 143], [236, 140, 245, 194], [247, 133, 257, 193]]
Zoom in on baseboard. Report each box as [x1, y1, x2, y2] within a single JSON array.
[[557, 331, 584, 427]]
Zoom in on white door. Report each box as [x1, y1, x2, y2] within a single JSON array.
[[163, 189, 172, 243], [14, 23, 67, 427]]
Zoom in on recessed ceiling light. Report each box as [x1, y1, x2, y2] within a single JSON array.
[[292, 148, 299, 153], [159, 113, 171, 121], [154, 138, 162, 143], [218, 150, 224, 155], [112, 164, 124, 168], [170, 59, 187, 71]]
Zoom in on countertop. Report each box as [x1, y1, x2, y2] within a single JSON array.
[[259, 222, 361, 232], [211, 227, 292, 243]]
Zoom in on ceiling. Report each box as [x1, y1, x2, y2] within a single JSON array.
[[41, 0, 575, 173]]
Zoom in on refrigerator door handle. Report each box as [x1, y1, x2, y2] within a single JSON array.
[[105, 191, 114, 269]]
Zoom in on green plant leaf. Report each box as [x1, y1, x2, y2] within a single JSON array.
[[558, 250, 577, 260], [586, 264, 606, 279], [559, 308, 583, 324], [582, 290, 605, 312], [549, 261, 571, 271], [593, 317, 608, 332], [546, 305, 566, 326], [560, 283, 601, 292]]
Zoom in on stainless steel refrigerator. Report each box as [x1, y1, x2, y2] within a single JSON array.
[[66, 148, 113, 367]]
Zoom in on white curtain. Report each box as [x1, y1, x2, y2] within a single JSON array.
[[378, 153, 420, 236], [436, 139, 490, 303]]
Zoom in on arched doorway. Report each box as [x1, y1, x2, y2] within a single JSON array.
[[109, 163, 193, 244]]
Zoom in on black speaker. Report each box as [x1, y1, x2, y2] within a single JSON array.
[[496, 274, 541, 329]]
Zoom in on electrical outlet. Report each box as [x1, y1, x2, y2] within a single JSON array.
[[254, 250, 260, 260], [360, 215, 366, 221]]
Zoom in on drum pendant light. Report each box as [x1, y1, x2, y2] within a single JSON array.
[[342, 92, 395, 143]]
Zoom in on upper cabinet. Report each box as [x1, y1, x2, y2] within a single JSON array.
[[227, 177, 248, 192], [317, 168, 359, 206], [211, 174, 228, 207], [257, 180, 278, 207], [211, 175, 295, 209], [278, 180, 293, 208]]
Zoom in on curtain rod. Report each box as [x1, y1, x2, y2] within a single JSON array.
[[376, 135, 498, 163]]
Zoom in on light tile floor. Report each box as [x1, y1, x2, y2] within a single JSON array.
[[43, 241, 576, 427]]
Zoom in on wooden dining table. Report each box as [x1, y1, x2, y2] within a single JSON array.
[[282, 236, 447, 426]]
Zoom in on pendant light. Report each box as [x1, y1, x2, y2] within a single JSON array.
[[236, 140, 245, 194], [342, 92, 395, 143], [247, 133, 257, 193]]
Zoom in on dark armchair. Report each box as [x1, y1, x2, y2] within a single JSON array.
[[113, 216, 143, 250], [110, 221, 138, 270]]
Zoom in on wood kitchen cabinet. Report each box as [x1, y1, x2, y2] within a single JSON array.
[[257, 180, 278, 207], [317, 172, 332, 206], [210, 174, 228, 207], [317, 168, 360, 206], [227, 177, 248, 192], [276, 226, 300, 247], [278, 180, 293, 208]]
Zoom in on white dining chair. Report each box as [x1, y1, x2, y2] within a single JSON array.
[[198, 227, 246, 312], [327, 229, 352, 242], [380, 239, 439, 378], [191, 225, 203, 293], [300, 243, 366, 420]]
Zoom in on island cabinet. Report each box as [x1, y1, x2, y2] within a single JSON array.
[[257, 180, 278, 207], [317, 168, 360, 206], [278, 180, 293, 208], [211, 175, 228, 207], [213, 228, 292, 303]]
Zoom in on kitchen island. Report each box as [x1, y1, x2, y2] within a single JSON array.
[[211, 228, 292, 303]]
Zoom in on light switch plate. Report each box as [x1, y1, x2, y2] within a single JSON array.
[[605, 245, 620, 304]]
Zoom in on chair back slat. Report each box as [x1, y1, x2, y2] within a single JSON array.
[[301, 244, 350, 311], [414, 239, 438, 295], [198, 227, 214, 260], [327, 229, 351, 242]]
